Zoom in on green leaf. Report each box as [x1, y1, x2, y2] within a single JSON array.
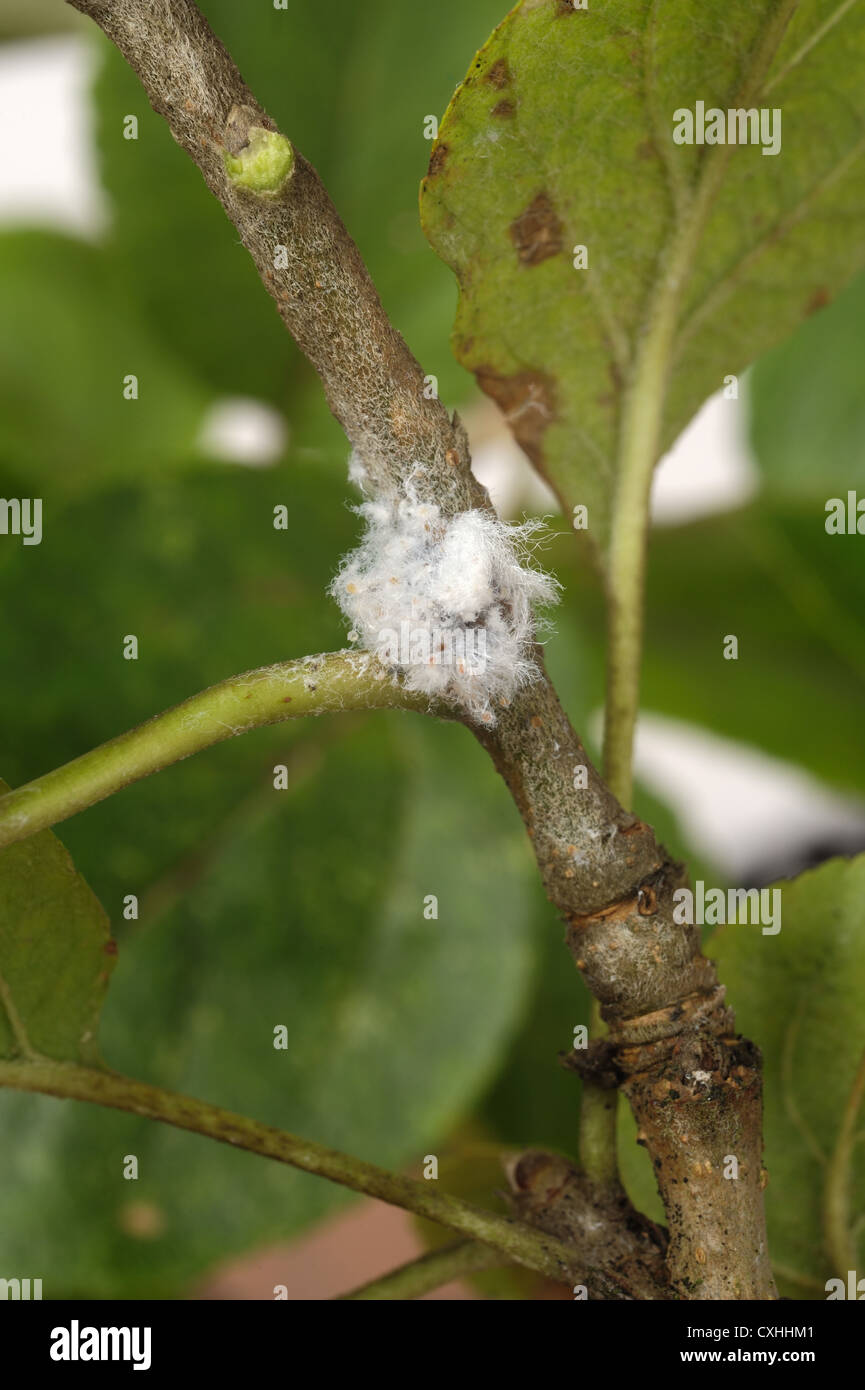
[[0, 460, 538, 1296], [421, 0, 865, 559], [0, 232, 210, 490], [708, 855, 865, 1297], [0, 459, 351, 829], [0, 780, 114, 1065], [539, 500, 865, 798], [482, 889, 591, 1155], [750, 269, 865, 500], [641, 504, 865, 798]]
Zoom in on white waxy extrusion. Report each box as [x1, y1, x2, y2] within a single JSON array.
[[329, 491, 559, 724]]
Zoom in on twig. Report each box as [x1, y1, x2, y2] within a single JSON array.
[[0, 1058, 584, 1287], [338, 1241, 503, 1301], [0, 652, 436, 850]]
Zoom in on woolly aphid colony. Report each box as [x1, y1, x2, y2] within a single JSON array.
[[330, 464, 559, 724]]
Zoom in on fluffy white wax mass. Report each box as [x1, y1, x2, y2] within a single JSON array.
[[330, 491, 559, 723]]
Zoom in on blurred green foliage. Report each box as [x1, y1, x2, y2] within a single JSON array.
[[0, 0, 82, 38], [711, 857, 865, 1299], [0, 778, 113, 1066], [750, 269, 865, 500]]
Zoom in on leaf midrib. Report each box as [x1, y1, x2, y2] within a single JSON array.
[[602, 0, 801, 802]]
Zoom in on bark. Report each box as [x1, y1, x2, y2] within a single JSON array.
[[506, 1150, 672, 1300], [482, 667, 775, 1297]]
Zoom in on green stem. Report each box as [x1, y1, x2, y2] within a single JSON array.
[[603, 193, 725, 809], [0, 651, 435, 851], [602, 0, 799, 809], [339, 1240, 503, 1300], [593, 0, 798, 1188], [0, 1059, 582, 1286], [824, 1044, 865, 1275], [578, 1001, 619, 1188]]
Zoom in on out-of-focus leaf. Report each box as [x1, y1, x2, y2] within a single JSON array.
[[709, 855, 865, 1298], [421, 0, 865, 559], [540, 499, 865, 798], [0, 458, 539, 1296], [750, 269, 865, 500], [0, 232, 210, 489], [0, 458, 351, 853], [537, 500, 865, 799], [481, 887, 590, 1156], [0, 1, 82, 38], [0, 778, 113, 1065], [641, 506, 865, 798], [0, 718, 537, 1297]]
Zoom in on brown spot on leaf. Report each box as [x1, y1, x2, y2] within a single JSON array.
[[485, 57, 510, 88], [805, 286, 830, 316], [104, 939, 118, 956], [474, 366, 557, 470], [509, 192, 563, 266], [492, 99, 515, 118], [426, 143, 449, 178]]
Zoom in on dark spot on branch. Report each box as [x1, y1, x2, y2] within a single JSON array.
[[637, 885, 658, 916], [509, 192, 563, 266]]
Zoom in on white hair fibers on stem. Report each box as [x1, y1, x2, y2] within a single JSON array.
[[330, 492, 559, 724]]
